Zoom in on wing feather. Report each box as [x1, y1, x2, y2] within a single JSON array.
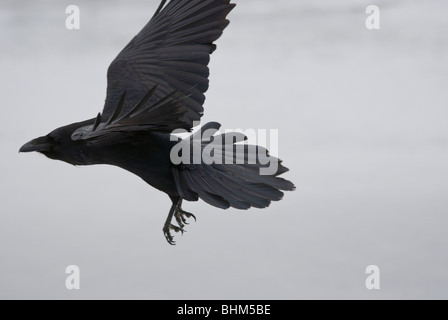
[[105, 0, 234, 125], [73, 0, 235, 141]]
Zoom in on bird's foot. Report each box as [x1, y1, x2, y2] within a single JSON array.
[[163, 223, 184, 246], [175, 209, 197, 229], [163, 205, 196, 245]]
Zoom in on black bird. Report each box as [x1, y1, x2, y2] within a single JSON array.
[[20, 0, 295, 245]]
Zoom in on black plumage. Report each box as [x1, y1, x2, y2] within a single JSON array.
[[20, 0, 295, 245]]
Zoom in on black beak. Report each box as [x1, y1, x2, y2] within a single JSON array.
[[19, 136, 51, 153]]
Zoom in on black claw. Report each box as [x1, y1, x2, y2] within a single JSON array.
[[170, 224, 185, 235], [175, 213, 186, 229], [163, 230, 176, 245], [163, 225, 179, 245], [181, 214, 189, 226], [180, 210, 197, 222]]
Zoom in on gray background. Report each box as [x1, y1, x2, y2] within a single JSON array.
[[1, 0, 447, 299]]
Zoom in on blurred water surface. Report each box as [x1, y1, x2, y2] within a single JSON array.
[[1, 0, 448, 299]]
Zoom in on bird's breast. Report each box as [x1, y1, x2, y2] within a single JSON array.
[[86, 132, 179, 196]]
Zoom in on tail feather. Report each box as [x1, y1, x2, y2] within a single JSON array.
[[183, 169, 230, 209], [196, 170, 251, 210], [201, 165, 264, 209], [172, 122, 295, 210], [207, 168, 278, 208]]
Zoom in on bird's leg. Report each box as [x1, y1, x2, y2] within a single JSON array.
[[163, 197, 183, 245], [163, 197, 197, 245]]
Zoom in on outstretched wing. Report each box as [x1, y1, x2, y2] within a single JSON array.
[[72, 87, 191, 140], [73, 0, 235, 141]]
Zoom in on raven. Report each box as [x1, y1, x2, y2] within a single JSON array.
[[20, 0, 295, 245]]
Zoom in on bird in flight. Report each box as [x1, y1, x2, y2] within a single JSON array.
[[20, 0, 295, 245]]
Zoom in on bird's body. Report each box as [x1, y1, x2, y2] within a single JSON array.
[[90, 131, 179, 196], [20, 0, 295, 244]]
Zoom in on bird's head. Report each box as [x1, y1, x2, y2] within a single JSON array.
[[19, 120, 93, 165]]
